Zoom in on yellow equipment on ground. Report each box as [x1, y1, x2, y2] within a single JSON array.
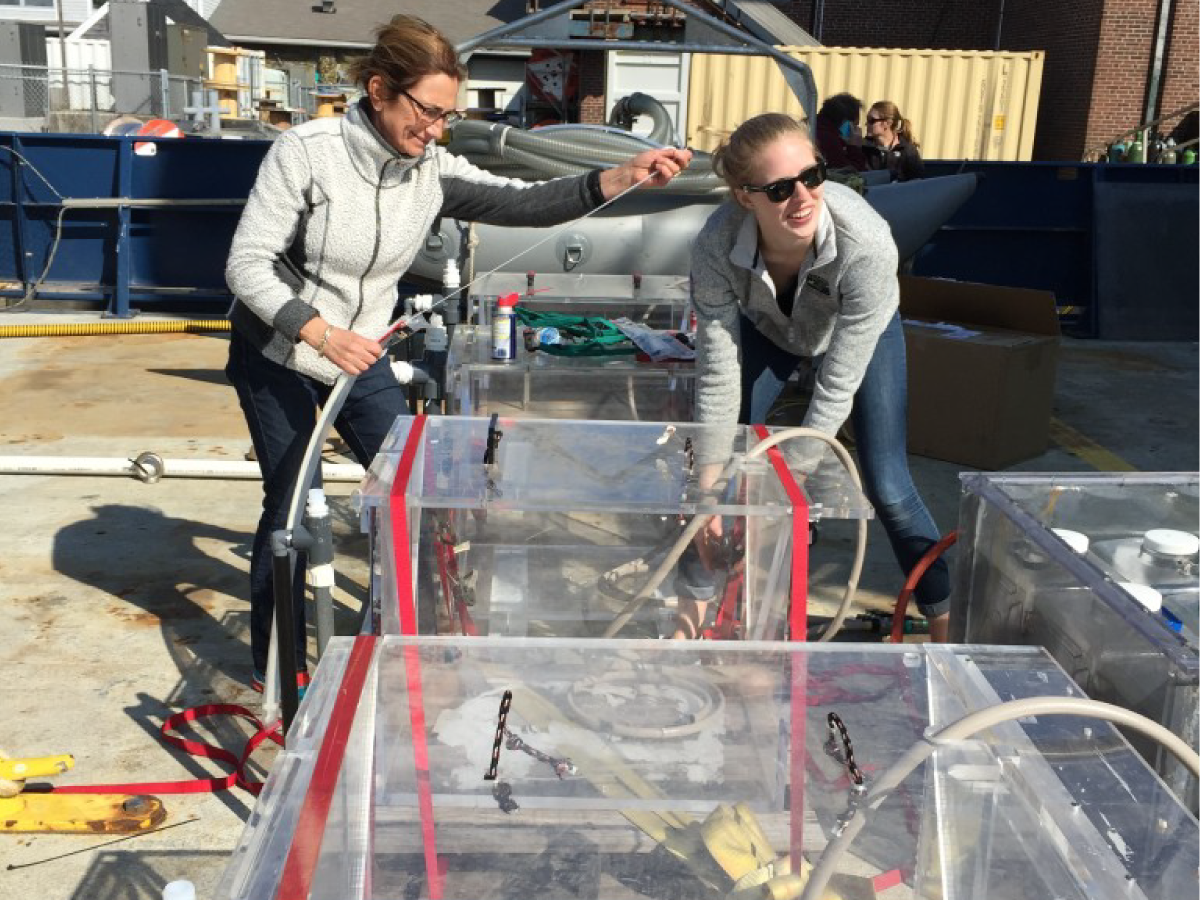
[[0, 750, 166, 834]]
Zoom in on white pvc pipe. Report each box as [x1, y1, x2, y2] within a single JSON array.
[[0, 456, 365, 482]]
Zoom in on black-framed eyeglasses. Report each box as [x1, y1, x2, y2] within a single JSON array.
[[742, 160, 827, 203], [399, 88, 465, 127]]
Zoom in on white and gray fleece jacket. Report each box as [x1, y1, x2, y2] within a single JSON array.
[[226, 100, 605, 384], [690, 182, 899, 461]]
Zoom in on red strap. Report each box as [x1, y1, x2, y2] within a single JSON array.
[[752, 425, 809, 868], [390, 414, 427, 636], [403, 643, 444, 898], [277, 634, 376, 900], [51, 704, 282, 796], [752, 425, 809, 641]]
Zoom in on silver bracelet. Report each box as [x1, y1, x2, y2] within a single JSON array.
[[316, 324, 334, 358]]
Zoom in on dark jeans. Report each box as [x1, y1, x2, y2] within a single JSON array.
[[681, 312, 950, 618], [226, 330, 410, 673]]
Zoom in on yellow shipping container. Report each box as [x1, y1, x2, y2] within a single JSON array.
[[688, 47, 1044, 161]]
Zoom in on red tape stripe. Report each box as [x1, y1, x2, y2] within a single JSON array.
[[752, 425, 809, 868], [276, 634, 376, 900], [386, 414, 443, 894], [751, 425, 808, 639], [389, 414, 427, 636]]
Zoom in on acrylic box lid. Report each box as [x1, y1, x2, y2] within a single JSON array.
[[360, 415, 874, 521]]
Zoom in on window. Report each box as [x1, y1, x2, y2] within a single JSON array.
[[0, 0, 56, 7]]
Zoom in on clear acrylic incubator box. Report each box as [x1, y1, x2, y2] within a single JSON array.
[[452, 273, 695, 422], [954, 472, 1199, 803], [216, 636, 1199, 900], [357, 415, 871, 643], [446, 324, 696, 422]]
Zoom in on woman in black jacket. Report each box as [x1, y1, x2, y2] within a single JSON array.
[[865, 101, 925, 181]]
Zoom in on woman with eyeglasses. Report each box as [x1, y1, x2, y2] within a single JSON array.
[[225, 14, 691, 692], [864, 101, 925, 182], [679, 112, 950, 642]]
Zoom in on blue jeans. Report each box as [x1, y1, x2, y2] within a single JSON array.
[[226, 330, 410, 673], [740, 312, 950, 617]]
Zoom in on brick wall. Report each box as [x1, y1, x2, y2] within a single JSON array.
[[1086, 0, 1164, 152], [776, 0, 1002, 49], [578, 49, 607, 124], [998, 0, 1106, 160], [1158, 0, 1199, 133]]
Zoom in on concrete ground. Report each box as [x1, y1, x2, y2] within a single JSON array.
[[0, 316, 1195, 899]]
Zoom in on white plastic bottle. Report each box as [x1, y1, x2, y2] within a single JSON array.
[[162, 881, 196, 900]]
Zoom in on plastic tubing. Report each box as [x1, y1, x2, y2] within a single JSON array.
[[0, 320, 230, 338], [890, 531, 958, 643], [798, 696, 1200, 900], [0, 456, 364, 481], [532, 123, 666, 147], [601, 428, 864, 641], [449, 121, 724, 193], [262, 370, 358, 728]]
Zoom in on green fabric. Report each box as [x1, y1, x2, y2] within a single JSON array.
[[514, 306, 637, 357]]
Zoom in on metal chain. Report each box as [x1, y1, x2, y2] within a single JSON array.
[[825, 711, 865, 788], [505, 728, 577, 779], [483, 690, 513, 781]]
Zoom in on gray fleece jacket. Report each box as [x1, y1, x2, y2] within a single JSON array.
[[226, 100, 603, 384], [690, 181, 898, 461]]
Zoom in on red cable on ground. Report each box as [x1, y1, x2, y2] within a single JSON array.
[[890, 531, 958, 644]]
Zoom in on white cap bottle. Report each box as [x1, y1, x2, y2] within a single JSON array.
[[162, 881, 196, 900]]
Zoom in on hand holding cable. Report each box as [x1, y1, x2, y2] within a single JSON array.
[[599, 147, 694, 196], [300, 318, 383, 376]]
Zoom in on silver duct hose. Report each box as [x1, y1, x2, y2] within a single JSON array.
[[608, 92, 678, 146], [447, 120, 724, 194]]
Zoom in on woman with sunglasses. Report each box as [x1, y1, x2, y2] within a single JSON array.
[[679, 112, 950, 642], [865, 101, 925, 182], [225, 14, 691, 692]]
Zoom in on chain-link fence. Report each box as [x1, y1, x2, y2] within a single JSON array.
[[0, 63, 203, 134]]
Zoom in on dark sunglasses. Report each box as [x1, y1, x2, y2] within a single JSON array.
[[399, 88, 465, 127], [742, 159, 827, 203], [865, 116, 887, 125]]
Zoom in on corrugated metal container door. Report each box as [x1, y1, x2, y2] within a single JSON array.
[[688, 47, 1043, 161]]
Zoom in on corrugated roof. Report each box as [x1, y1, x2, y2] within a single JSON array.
[[209, 0, 527, 48], [711, 0, 819, 48]]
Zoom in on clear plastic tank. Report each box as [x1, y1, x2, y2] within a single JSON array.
[[357, 415, 872, 642], [215, 636, 1199, 900], [955, 472, 1199, 805]]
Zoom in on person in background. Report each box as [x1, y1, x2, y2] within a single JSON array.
[[225, 14, 691, 693], [680, 112, 951, 642], [814, 92, 869, 171], [865, 100, 925, 181]]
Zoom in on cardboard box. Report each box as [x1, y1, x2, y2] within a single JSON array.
[[900, 276, 1060, 470]]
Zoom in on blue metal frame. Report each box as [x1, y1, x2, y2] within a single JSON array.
[[0, 131, 270, 317], [915, 160, 1198, 338]]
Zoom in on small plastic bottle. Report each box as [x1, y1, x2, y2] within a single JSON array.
[[162, 882, 196, 900], [491, 293, 518, 360]]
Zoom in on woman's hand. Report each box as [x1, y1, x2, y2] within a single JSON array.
[[599, 147, 693, 199], [300, 318, 383, 376]]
